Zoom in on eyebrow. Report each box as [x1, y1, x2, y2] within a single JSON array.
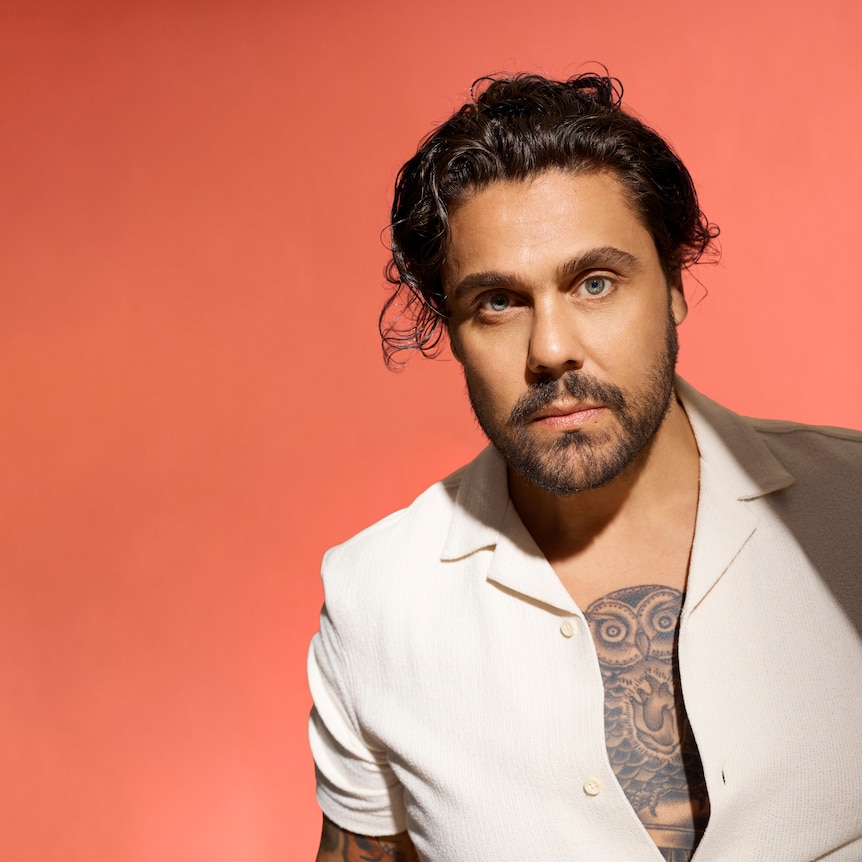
[[448, 246, 641, 302]]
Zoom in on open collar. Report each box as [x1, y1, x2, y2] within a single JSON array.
[[675, 377, 794, 500], [438, 378, 797, 613]]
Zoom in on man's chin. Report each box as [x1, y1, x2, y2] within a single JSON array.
[[500, 425, 654, 495], [504, 452, 619, 496]]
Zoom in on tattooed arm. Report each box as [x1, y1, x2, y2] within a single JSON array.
[[315, 815, 419, 862]]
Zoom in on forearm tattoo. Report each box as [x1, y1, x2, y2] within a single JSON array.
[[319, 816, 419, 862], [585, 585, 710, 862]]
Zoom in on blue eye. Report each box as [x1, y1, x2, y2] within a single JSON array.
[[484, 293, 510, 312], [582, 276, 611, 296]]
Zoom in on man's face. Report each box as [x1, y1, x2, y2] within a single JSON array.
[[443, 169, 688, 495]]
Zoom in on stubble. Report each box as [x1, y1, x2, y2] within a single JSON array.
[[464, 308, 680, 496]]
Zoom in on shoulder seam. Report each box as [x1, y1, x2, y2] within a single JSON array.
[[748, 421, 862, 443]]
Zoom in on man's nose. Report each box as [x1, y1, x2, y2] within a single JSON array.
[[526, 300, 584, 377]]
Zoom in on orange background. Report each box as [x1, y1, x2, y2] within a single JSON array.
[[1, 1, 860, 859]]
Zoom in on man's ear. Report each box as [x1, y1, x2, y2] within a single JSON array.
[[670, 283, 688, 326], [448, 328, 463, 364]]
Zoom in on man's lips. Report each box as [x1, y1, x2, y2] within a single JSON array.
[[531, 403, 606, 430]]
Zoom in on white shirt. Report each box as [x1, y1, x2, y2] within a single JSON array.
[[308, 380, 862, 861]]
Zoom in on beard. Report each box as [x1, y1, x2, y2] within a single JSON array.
[[464, 309, 680, 496]]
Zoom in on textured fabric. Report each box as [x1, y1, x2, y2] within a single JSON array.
[[308, 379, 862, 861]]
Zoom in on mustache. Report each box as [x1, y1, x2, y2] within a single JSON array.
[[509, 372, 627, 425]]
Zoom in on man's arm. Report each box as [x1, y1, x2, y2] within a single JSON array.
[[315, 815, 419, 862]]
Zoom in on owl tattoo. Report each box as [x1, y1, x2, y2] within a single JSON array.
[[586, 584, 710, 859]]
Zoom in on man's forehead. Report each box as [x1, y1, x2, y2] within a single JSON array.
[[441, 168, 667, 292], [448, 169, 648, 246], [446, 170, 651, 259]]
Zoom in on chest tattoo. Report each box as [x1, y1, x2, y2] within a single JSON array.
[[585, 585, 710, 862]]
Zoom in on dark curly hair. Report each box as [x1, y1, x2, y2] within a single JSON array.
[[380, 71, 719, 366]]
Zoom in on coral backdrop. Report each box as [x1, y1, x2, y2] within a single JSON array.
[[1, 1, 860, 859]]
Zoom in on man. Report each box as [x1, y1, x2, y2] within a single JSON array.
[[308, 73, 862, 861]]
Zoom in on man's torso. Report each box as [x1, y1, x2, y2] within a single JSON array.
[[309, 385, 862, 861]]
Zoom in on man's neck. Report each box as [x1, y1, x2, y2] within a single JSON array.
[[508, 395, 700, 567]]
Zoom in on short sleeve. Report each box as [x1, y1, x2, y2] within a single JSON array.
[[307, 596, 407, 836]]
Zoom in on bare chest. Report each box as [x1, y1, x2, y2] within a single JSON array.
[[584, 584, 710, 862], [552, 514, 695, 610]]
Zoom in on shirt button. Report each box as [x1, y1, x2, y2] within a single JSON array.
[[583, 778, 602, 796], [560, 620, 575, 638]]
